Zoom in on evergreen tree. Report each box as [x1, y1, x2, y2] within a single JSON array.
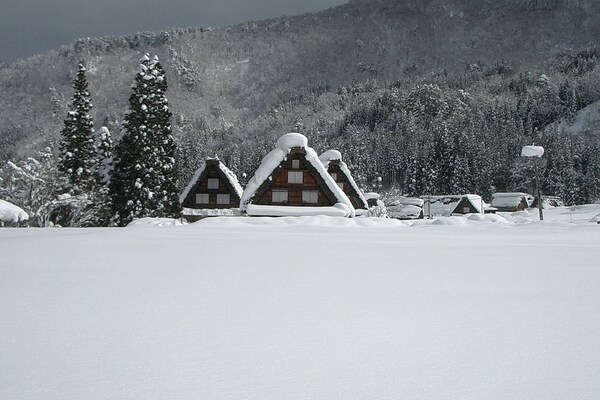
[[59, 63, 99, 192], [110, 54, 180, 226]]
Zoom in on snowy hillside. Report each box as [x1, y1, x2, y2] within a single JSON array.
[[1, 206, 600, 399]]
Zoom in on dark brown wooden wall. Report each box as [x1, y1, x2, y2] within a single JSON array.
[[182, 164, 240, 209], [254, 154, 335, 207]]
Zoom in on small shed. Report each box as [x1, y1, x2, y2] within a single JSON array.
[[240, 133, 355, 217], [319, 150, 368, 215], [179, 158, 243, 221], [492, 192, 533, 212]]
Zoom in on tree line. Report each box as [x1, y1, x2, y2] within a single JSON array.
[[2, 43, 600, 226], [0, 55, 180, 227]]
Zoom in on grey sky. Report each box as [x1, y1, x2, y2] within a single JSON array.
[[0, 0, 347, 64]]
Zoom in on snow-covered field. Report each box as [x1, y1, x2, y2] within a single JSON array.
[[1, 205, 600, 400]]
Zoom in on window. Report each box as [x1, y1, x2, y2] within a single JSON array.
[[291, 159, 300, 169], [288, 171, 303, 184], [217, 194, 230, 204], [302, 190, 318, 204], [463, 207, 471, 213], [272, 190, 288, 203], [337, 182, 344, 190], [207, 178, 219, 189], [196, 193, 209, 204], [330, 172, 337, 180]]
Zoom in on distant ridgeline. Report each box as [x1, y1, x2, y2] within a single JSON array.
[[1, 0, 600, 205]]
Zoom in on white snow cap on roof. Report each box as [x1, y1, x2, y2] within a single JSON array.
[[319, 149, 343, 163], [276, 132, 307, 151], [492, 192, 533, 208], [521, 145, 544, 157], [241, 133, 355, 217], [0, 199, 29, 223]]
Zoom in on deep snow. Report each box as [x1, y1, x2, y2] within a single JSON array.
[[1, 206, 600, 400]]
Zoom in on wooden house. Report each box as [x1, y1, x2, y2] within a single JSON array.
[[422, 194, 485, 217], [319, 150, 368, 215], [491, 192, 533, 212], [240, 133, 355, 217], [179, 158, 243, 221]]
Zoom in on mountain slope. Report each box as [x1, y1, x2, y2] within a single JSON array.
[[1, 0, 599, 159]]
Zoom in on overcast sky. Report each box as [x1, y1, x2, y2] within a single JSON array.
[[0, 0, 347, 64]]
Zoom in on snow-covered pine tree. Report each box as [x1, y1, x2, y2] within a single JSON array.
[[95, 126, 113, 185], [110, 54, 180, 226], [59, 63, 99, 192]]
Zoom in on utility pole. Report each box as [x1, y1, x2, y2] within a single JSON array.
[[521, 145, 545, 221]]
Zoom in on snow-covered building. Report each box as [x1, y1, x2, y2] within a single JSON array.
[[0, 199, 29, 227], [492, 192, 533, 212], [179, 158, 243, 221], [386, 197, 424, 220], [422, 194, 485, 217], [240, 133, 355, 217], [319, 150, 368, 215]]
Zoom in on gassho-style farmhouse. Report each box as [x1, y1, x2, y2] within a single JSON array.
[[178, 132, 540, 220]]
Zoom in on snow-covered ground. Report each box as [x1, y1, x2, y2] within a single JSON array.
[[1, 205, 600, 400]]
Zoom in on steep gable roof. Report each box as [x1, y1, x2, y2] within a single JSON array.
[[240, 133, 354, 217], [319, 149, 368, 211], [179, 158, 243, 206], [422, 194, 484, 217]]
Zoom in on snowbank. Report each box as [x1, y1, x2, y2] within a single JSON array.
[[2, 209, 600, 400], [126, 217, 186, 227], [0, 199, 29, 224]]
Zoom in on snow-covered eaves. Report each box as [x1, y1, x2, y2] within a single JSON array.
[[246, 204, 352, 217], [319, 149, 368, 210], [179, 162, 207, 204], [217, 161, 243, 198]]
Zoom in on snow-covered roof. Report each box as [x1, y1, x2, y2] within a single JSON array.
[[241, 133, 354, 217], [0, 199, 29, 223], [421, 194, 484, 216], [395, 196, 425, 207], [318, 150, 343, 164], [179, 164, 207, 204], [492, 192, 533, 208], [218, 162, 244, 198], [319, 149, 368, 209], [179, 158, 243, 205]]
